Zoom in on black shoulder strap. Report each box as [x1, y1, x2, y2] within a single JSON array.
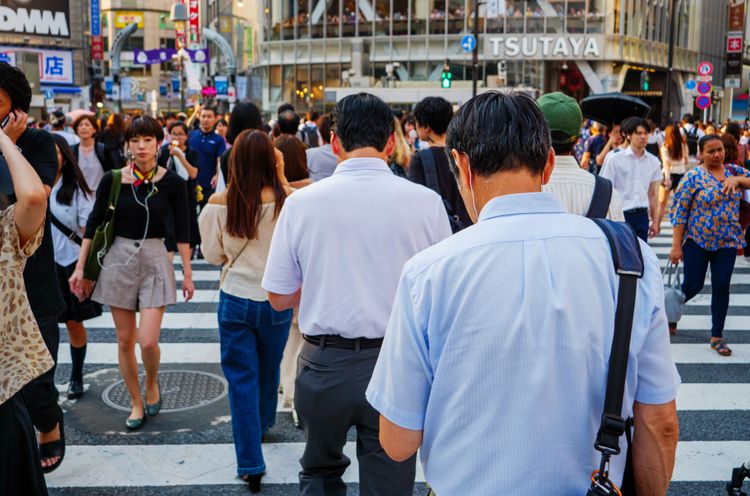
[[589, 219, 644, 492], [418, 148, 440, 195], [585, 175, 613, 219], [50, 212, 83, 245]]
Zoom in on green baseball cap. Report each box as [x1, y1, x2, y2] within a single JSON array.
[[537, 92, 582, 144]]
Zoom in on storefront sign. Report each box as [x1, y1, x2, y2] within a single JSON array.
[[133, 48, 209, 65], [91, 0, 103, 60], [114, 11, 144, 29], [726, 1, 745, 77], [175, 0, 186, 49], [188, 0, 200, 48], [0, 0, 70, 38], [0, 50, 16, 66], [38, 50, 73, 84], [485, 35, 603, 60], [728, 0, 745, 31]]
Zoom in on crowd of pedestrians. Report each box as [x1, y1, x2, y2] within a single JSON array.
[[3, 51, 750, 495]]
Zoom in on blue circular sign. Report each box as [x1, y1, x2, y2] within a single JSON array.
[[697, 82, 712, 94], [461, 34, 477, 52], [685, 79, 697, 90], [696, 95, 711, 110]]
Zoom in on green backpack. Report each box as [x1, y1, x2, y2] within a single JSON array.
[[83, 169, 122, 281]]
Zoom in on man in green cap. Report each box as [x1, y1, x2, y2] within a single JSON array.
[[538, 92, 624, 220]]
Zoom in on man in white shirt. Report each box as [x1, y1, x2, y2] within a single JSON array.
[[262, 93, 451, 495], [305, 114, 338, 181], [539, 92, 624, 220], [599, 117, 662, 241]]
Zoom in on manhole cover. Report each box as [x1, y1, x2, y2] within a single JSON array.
[[102, 370, 228, 413]]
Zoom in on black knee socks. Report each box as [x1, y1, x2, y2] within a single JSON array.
[[69, 344, 87, 383]]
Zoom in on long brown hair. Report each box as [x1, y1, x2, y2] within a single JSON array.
[[274, 135, 309, 182], [721, 133, 740, 165], [226, 130, 286, 239], [664, 123, 683, 161]]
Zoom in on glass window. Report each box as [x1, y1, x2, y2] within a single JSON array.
[[525, 1, 543, 33], [341, 0, 356, 36], [281, 0, 294, 40], [393, 0, 408, 34], [326, 0, 341, 37], [282, 65, 295, 106], [586, 0, 605, 33], [295, 65, 310, 108], [429, 0, 447, 35], [270, 65, 282, 105], [297, 0, 310, 39], [506, 1, 524, 33]]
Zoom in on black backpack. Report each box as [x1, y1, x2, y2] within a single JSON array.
[[419, 148, 466, 233], [685, 126, 699, 157], [301, 127, 320, 148]]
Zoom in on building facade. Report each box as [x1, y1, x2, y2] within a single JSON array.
[[0, 0, 88, 115], [256, 0, 728, 121]]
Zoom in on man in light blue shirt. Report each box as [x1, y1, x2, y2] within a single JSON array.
[[305, 114, 338, 181], [366, 92, 680, 496]]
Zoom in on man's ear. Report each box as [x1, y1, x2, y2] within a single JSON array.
[[452, 149, 471, 191], [384, 133, 396, 157], [330, 132, 345, 161], [542, 148, 555, 186]]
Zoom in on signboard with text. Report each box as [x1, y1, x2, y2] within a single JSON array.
[[91, 0, 103, 60], [38, 50, 73, 84], [726, 1, 745, 77], [484, 35, 604, 60], [0, 0, 70, 38], [114, 11, 144, 29], [188, 0, 200, 48]]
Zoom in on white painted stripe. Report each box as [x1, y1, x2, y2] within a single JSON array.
[[686, 293, 750, 306], [671, 344, 750, 363], [677, 314, 750, 331], [58, 343, 220, 365], [71, 312, 218, 330], [677, 384, 750, 410], [44, 441, 743, 487], [176, 271, 219, 282]]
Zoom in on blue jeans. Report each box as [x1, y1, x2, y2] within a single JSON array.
[[218, 291, 292, 476], [624, 208, 649, 242], [682, 239, 736, 338]]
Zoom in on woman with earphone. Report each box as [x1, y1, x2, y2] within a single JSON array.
[[69, 116, 195, 430]]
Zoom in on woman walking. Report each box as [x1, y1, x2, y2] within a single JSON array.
[[50, 135, 102, 400], [0, 111, 54, 495], [656, 123, 689, 225], [669, 135, 750, 355], [199, 130, 293, 493], [70, 116, 194, 429], [98, 114, 127, 171], [72, 114, 114, 190]]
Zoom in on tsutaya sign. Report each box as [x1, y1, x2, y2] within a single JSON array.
[[485, 35, 604, 60]]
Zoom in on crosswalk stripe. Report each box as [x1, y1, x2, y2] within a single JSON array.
[[43, 440, 745, 487], [677, 384, 750, 410], [56, 342, 750, 365]]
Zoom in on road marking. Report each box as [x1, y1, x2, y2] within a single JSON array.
[[57, 342, 220, 365], [44, 441, 743, 487], [677, 384, 750, 410]]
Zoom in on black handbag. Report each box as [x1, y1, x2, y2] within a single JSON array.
[[587, 219, 644, 496]]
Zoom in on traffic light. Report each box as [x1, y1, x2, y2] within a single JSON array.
[[640, 70, 650, 91], [441, 66, 452, 89]]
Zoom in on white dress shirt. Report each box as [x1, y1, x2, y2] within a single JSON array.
[[50, 180, 95, 266], [543, 155, 624, 220], [599, 146, 662, 212], [262, 157, 452, 339], [367, 192, 680, 495]]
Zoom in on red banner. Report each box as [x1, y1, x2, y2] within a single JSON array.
[[188, 0, 200, 48], [91, 35, 103, 60]]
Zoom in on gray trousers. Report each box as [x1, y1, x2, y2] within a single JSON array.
[[295, 341, 417, 496]]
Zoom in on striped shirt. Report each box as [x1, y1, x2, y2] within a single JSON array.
[[543, 155, 625, 220]]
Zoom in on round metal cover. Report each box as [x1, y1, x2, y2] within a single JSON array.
[[102, 370, 228, 413]]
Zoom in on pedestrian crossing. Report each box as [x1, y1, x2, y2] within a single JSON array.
[[46, 225, 749, 495]]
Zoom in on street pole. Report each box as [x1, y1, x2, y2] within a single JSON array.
[[472, 0, 480, 98], [663, 0, 677, 126]]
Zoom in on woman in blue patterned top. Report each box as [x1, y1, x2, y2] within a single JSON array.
[[669, 134, 750, 356]]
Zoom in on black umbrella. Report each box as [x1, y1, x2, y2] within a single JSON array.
[[579, 92, 651, 126]]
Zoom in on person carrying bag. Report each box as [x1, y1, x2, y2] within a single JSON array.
[[82, 169, 121, 282], [663, 262, 686, 336]]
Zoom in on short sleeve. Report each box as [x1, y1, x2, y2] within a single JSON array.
[[366, 270, 432, 430], [76, 190, 96, 230], [649, 159, 663, 183], [670, 172, 695, 226], [634, 246, 681, 404], [261, 199, 302, 295], [1, 205, 44, 262], [729, 165, 750, 178], [599, 157, 614, 182]]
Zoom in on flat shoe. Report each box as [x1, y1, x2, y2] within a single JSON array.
[[145, 383, 161, 417], [40, 417, 65, 474], [125, 415, 146, 431], [67, 380, 84, 400]]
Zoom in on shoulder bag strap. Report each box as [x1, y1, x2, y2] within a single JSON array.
[[419, 148, 440, 195], [104, 170, 122, 224], [586, 175, 613, 219], [589, 219, 644, 494], [227, 239, 251, 270], [50, 212, 83, 245]]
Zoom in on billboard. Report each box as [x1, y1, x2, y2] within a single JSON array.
[[0, 0, 70, 38]]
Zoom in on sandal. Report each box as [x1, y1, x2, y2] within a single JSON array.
[[711, 339, 732, 356], [240, 473, 264, 493], [39, 416, 65, 474]]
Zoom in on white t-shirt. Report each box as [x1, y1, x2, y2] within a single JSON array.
[[78, 147, 105, 191]]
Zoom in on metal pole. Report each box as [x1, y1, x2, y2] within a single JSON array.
[[181, 59, 186, 113], [472, 0, 479, 98], [663, 0, 677, 126]]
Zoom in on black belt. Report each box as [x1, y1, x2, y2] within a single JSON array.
[[303, 334, 383, 350], [623, 207, 648, 214]]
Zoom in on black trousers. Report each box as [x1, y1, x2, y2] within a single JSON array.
[[295, 341, 416, 496], [0, 393, 48, 496], [21, 316, 62, 433]]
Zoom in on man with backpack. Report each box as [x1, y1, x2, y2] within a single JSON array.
[[408, 96, 471, 232], [682, 114, 703, 165], [300, 111, 322, 148]]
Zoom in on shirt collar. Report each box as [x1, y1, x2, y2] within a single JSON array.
[[623, 146, 646, 159], [332, 157, 390, 175], [478, 192, 567, 222], [553, 155, 580, 170]]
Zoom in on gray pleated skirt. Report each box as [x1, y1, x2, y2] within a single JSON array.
[[92, 237, 177, 311]]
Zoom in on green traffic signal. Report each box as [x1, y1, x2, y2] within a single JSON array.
[[441, 70, 452, 89]]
